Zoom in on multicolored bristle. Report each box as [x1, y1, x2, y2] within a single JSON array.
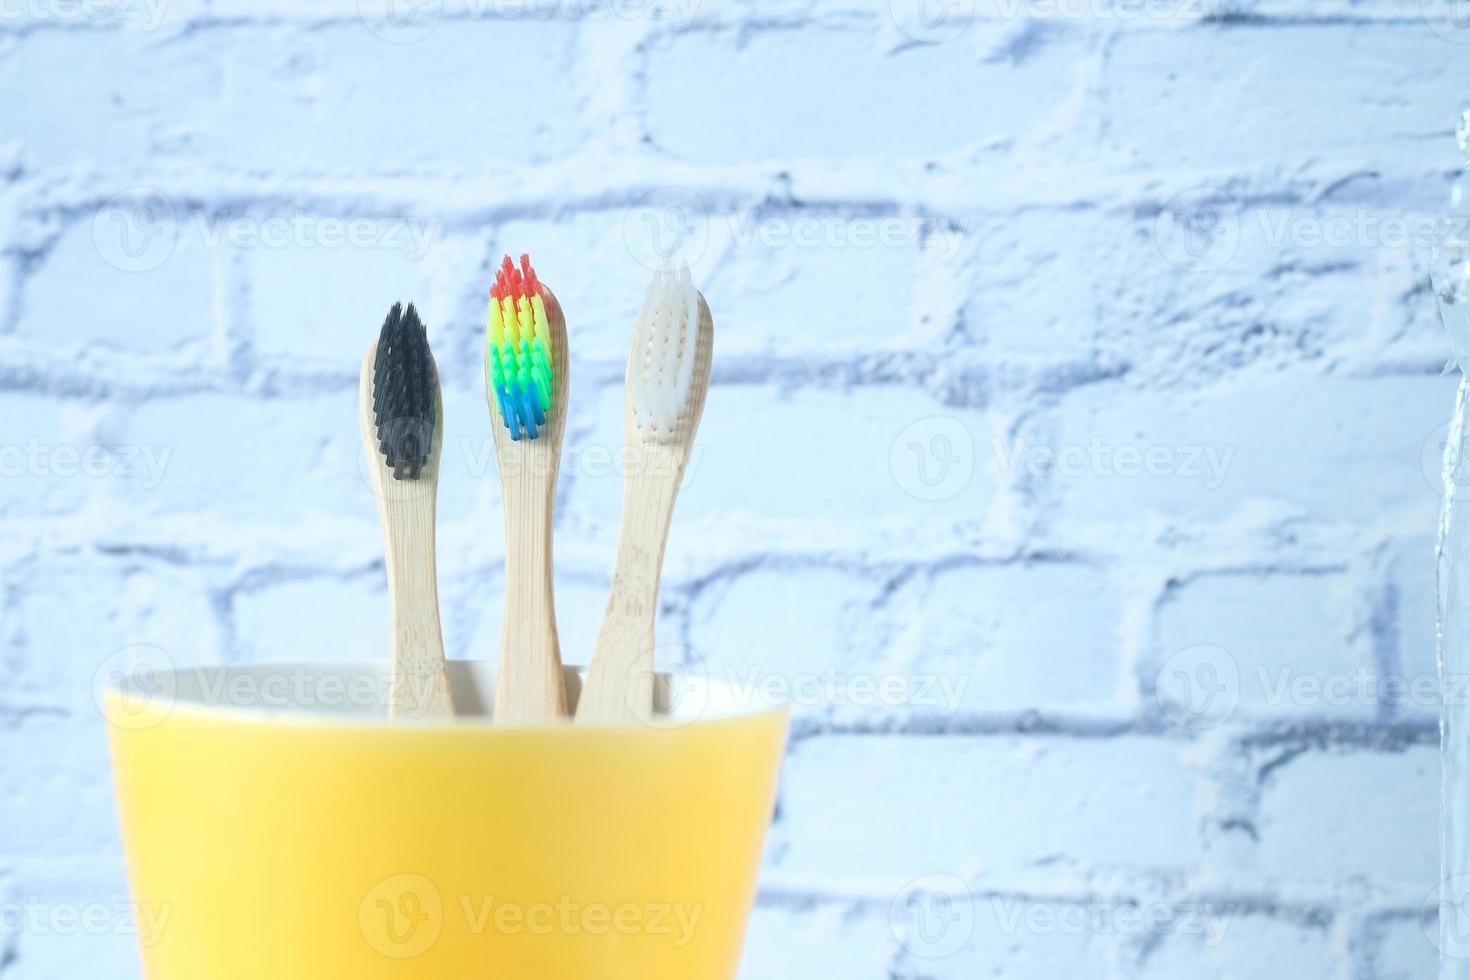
[[487, 254, 554, 441], [629, 264, 699, 443], [372, 302, 436, 481]]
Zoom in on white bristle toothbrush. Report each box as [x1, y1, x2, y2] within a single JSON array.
[[358, 302, 454, 719], [486, 254, 570, 723], [577, 264, 713, 725]]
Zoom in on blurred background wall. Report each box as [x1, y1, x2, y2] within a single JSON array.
[[0, 1, 1466, 977]]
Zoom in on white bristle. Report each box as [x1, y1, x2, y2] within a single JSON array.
[[630, 263, 699, 443]]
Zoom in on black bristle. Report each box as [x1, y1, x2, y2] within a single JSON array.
[[372, 302, 436, 482]]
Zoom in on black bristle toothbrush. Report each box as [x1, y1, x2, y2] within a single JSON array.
[[358, 302, 454, 719]]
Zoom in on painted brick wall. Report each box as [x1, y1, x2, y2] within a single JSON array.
[[0, 1, 1464, 977]]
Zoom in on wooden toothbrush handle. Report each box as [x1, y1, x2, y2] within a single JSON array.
[[494, 471, 567, 722], [382, 495, 453, 719], [577, 477, 680, 725]]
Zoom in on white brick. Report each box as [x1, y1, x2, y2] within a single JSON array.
[[244, 226, 479, 362], [1099, 26, 1464, 173], [1368, 916, 1438, 980], [2, 560, 215, 720], [107, 392, 366, 524], [739, 903, 891, 980], [1253, 747, 1437, 892], [0, 861, 141, 980], [645, 27, 1091, 164], [232, 575, 386, 664], [916, 892, 1104, 978], [182, 23, 584, 176], [1049, 375, 1452, 529], [0, 32, 173, 173], [0, 393, 97, 518], [1386, 537, 1438, 721], [1131, 914, 1338, 980], [702, 217, 924, 352], [0, 715, 120, 859], [775, 736, 1200, 882], [1155, 571, 1369, 720], [887, 561, 1125, 711], [964, 199, 1448, 372], [964, 210, 1141, 363], [689, 566, 882, 676], [19, 215, 216, 354]]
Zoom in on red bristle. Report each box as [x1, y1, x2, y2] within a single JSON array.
[[491, 255, 515, 300], [520, 254, 539, 299], [505, 255, 524, 299]]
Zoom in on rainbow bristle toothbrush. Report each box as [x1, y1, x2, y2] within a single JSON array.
[[358, 303, 454, 719], [577, 265, 713, 725], [485, 253, 569, 722], [489, 255, 554, 441]]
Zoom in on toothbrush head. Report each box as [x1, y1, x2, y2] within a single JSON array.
[[372, 302, 437, 481], [629, 264, 701, 443], [487, 253, 554, 441]]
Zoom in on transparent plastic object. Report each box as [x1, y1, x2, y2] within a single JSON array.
[[1437, 107, 1470, 976]]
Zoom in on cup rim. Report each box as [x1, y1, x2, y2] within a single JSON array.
[[102, 659, 789, 731]]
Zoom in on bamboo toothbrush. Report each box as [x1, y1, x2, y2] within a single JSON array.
[[359, 302, 454, 719], [578, 264, 713, 725], [486, 254, 570, 722]]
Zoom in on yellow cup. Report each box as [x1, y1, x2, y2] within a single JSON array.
[[105, 662, 787, 980]]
